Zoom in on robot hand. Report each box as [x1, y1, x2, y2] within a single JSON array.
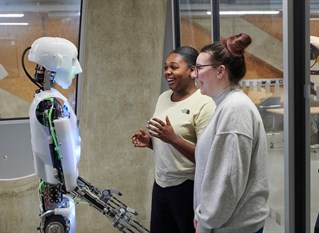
[[72, 176, 149, 233]]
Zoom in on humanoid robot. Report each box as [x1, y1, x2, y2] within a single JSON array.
[[22, 37, 149, 233]]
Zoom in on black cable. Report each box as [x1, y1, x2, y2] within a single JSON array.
[[310, 56, 318, 69], [21, 46, 43, 90]]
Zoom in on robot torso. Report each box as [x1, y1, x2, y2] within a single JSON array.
[[29, 88, 80, 192]]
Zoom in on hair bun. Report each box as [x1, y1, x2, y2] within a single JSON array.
[[225, 33, 251, 57]]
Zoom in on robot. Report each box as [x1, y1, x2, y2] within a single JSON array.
[[21, 37, 149, 233]]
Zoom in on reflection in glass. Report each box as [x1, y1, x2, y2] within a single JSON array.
[[179, 0, 211, 51], [219, 3, 284, 232], [0, 0, 81, 119], [310, 2, 319, 232], [179, 0, 319, 230], [179, 0, 285, 232]]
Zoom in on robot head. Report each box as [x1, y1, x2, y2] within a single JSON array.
[[28, 37, 82, 89]]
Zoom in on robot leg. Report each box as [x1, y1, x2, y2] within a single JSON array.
[[38, 183, 75, 233]]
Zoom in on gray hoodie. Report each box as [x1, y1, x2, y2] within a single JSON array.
[[194, 86, 269, 233]]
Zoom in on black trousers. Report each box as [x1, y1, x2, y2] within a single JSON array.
[[150, 180, 195, 233], [255, 227, 263, 233]]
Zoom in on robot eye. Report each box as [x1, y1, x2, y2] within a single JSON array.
[[70, 66, 76, 77]]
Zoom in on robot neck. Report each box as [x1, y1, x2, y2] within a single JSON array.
[[34, 65, 55, 91], [42, 69, 54, 91]]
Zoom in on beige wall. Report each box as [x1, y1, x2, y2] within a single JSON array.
[[0, 0, 167, 232]]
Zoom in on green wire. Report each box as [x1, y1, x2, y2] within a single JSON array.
[[39, 180, 46, 194], [47, 97, 61, 160]]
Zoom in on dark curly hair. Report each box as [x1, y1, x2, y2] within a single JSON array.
[[170, 46, 199, 67]]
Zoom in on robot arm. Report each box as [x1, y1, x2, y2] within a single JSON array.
[[24, 37, 149, 233], [72, 177, 149, 233]]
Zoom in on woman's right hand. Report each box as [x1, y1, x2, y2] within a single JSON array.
[[131, 129, 152, 148]]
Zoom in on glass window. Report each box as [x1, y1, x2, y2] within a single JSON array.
[[310, 1, 319, 231], [0, 0, 81, 119], [179, 0, 285, 232], [220, 3, 285, 233], [179, 0, 212, 51]]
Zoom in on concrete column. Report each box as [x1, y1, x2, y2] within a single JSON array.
[[77, 0, 166, 232], [0, 176, 39, 233], [0, 0, 166, 232]]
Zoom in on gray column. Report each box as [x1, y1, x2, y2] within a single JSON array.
[[77, 0, 167, 232]]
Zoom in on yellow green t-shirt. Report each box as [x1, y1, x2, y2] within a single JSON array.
[[152, 89, 215, 188]]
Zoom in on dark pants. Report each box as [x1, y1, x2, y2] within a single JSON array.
[[150, 180, 195, 233], [255, 227, 263, 233]]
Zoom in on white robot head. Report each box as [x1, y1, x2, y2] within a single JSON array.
[[28, 37, 82, 89]]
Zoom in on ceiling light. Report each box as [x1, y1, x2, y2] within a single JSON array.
[[206, 11, 280, 15], [0, 13, 24, 17], [0, 23, 29, 26]]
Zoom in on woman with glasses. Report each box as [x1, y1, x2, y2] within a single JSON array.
[[132, 46, 215, 233], [192, 33, 269, 233]]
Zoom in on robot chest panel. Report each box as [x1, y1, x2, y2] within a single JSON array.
[[36, 97, 70, 127]]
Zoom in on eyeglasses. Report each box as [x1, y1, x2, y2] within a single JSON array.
[[194, 64, 219, 76], [195, 64, 218, 70]]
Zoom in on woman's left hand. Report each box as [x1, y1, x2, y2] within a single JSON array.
[[147, 116, 177, 143]]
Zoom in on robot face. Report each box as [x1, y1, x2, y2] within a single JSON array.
[[28, 37, 82, 89], [54, 57, 82, 89]]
